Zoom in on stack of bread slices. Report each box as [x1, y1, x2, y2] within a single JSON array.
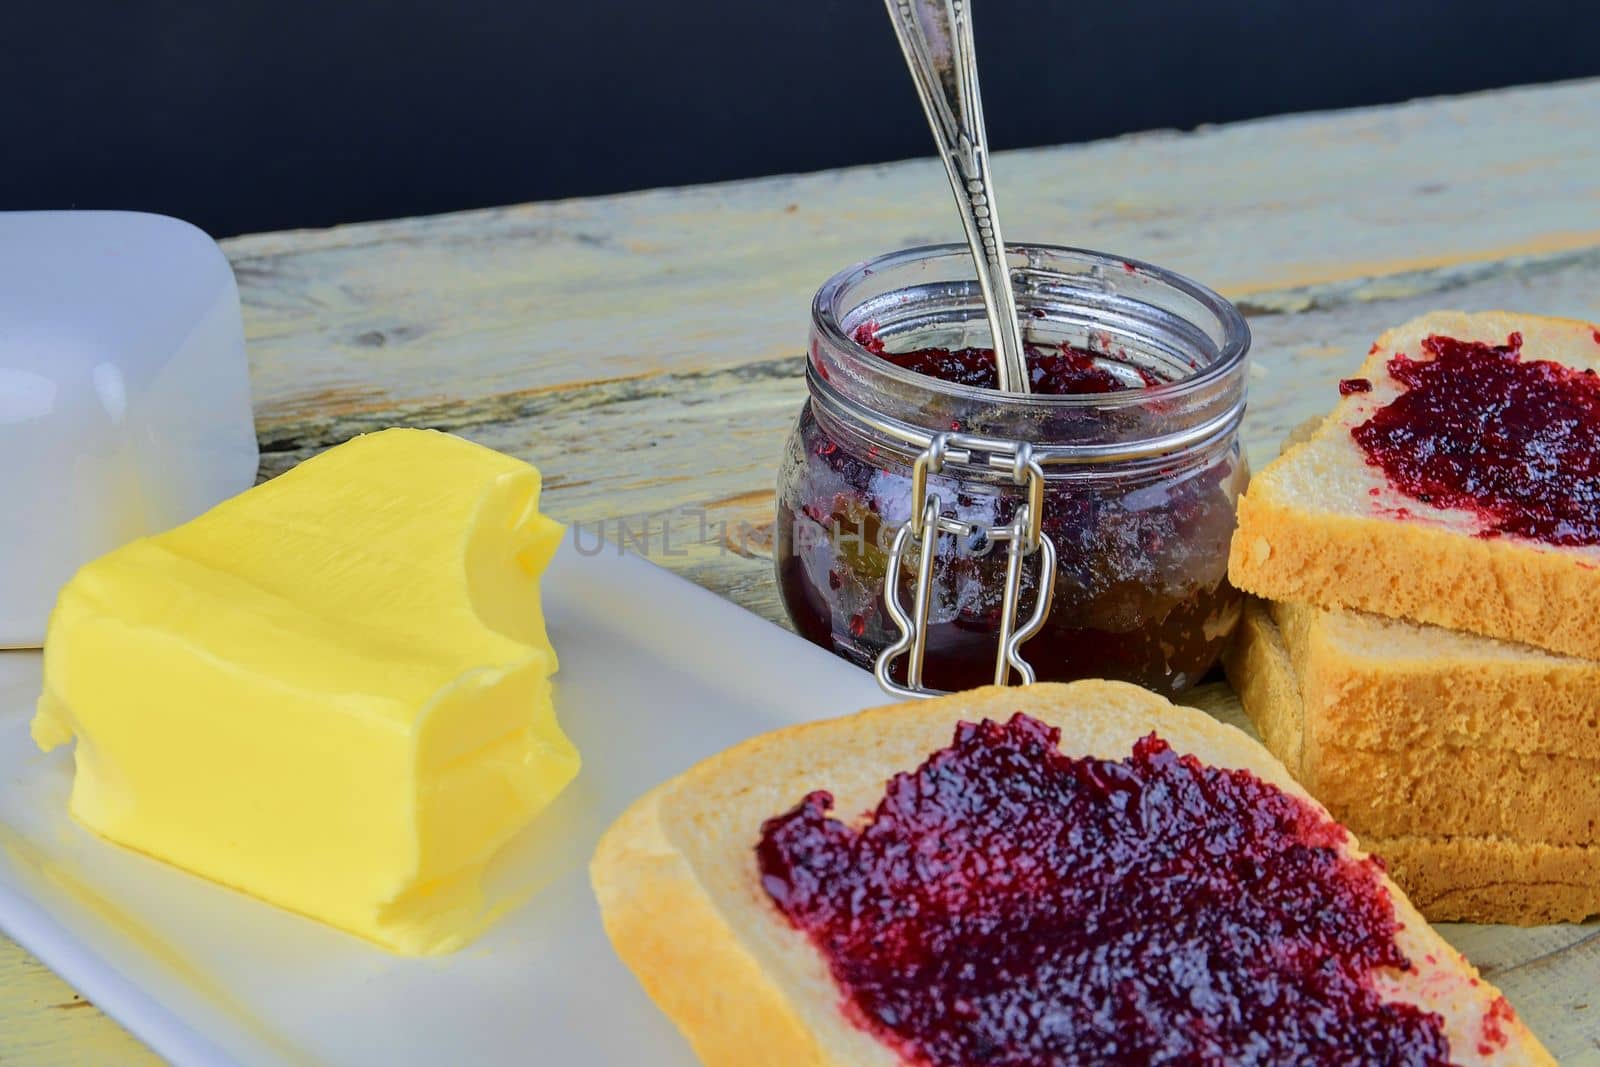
[[1226, 310, 1600, 925]]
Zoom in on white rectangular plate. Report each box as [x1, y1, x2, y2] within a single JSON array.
[[0, 545, 886, 1065]]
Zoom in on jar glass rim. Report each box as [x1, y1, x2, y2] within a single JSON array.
[[811, 242, 1250, 410]]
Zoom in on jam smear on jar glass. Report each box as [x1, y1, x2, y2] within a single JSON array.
[[756, 713, 1454, 1067], [1352, 333, 1600, 544]]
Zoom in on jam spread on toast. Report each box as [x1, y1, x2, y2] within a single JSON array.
[[756, 714, 1452, 1066], [1353, 332, 1600, 544], [1477, 996, 1516, 1056], [853, 325, 1160, 394]]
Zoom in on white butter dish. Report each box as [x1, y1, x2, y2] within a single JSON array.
[[0, 211, 258, 647]]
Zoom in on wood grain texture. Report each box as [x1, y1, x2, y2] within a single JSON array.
[[0, 939, 162, 1065], [254, 246, 1600, 636], [5, 78, 1600, 1065], [227, 78, 1600, 434]]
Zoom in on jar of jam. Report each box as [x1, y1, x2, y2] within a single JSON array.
[[774, 244, 1250, 699]]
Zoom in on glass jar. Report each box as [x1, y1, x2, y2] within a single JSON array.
[[774, 244, 1250, 699]]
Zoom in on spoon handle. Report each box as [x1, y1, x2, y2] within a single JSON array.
[[883, 0, 1030, 393]]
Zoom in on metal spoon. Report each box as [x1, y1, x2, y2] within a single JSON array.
[[883, 0, 1030, 394]]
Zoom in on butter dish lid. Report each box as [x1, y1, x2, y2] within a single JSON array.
[[0, 211, 258, 648]]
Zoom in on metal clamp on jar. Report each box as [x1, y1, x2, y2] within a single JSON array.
[[877, 432, 1057, 699], [775, 244, 1251, 700]]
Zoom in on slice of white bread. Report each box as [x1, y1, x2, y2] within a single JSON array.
[[1229, 310, 1600, 658], [1375, 835, 1600, 929], [1268, 599, 1599, 844], [1268, 598, 1600, 758], [1226, 600, 1600, 925], [591, 681, 1551, 1066]]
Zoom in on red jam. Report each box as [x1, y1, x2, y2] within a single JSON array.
[[1476, 996, 1516, 1056], [1352, 333, 1600, 544], [854, 325, 1161, 394], [1340, 377, 1373, 395], [756, 714, 1454, 1067]]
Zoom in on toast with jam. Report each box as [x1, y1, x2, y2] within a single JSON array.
[[1227, 599, 1600, 924], [590, 681, 1549, 1066], [1229, 310, 1600, 658]]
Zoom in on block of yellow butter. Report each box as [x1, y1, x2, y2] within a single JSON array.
[[31, 427, 579, 955]]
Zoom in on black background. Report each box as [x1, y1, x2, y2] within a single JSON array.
[[7, 1, 1599, 237]]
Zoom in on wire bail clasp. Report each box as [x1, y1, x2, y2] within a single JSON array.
[[874, 433, 1057, 699]]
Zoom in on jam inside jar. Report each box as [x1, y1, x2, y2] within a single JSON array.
[[775, 244, 1251, 698]]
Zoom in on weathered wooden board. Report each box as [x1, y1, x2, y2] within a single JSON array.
[[6, 78, 1600, 1065], [246, 245, 1600, 640], [0, 951, 155, 1066], [226, 79, 1600, 436]]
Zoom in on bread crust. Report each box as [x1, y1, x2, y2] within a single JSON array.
[[1371, 835, 1600, 926], [1268, 598, 1600, 843], [1272, 600, 1600, 756], [1226, 599, 1600, 925], [590, 782, 831, 1067], [591, 680, 1551, 1066], [1229, 310, 1600, 658], [1308, 743, 1600, 844]]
